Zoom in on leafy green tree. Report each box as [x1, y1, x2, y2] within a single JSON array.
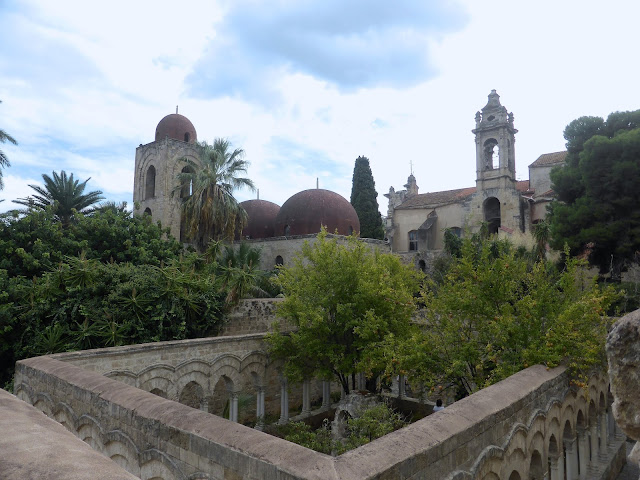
[[0, 208, 182, 279], [350, 156, 384, 239], [342, 402, 406, 450], [0, 100, 17, 191], [0, 254, 226, 387], [266, 228, 420, 395], [379, 237, 617, 399], [13, 170, 104, 227], [549, 110, 640, 278], [175, 138, 255, 249]]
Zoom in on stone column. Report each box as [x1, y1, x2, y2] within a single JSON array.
[[398, 374, 406, 398], [577, 428, 588, 479], [200, 398, 209, 412], [558, 450, 565, 480], [278, 378, 289, 425], [565, 438, 578, 480], [301, 379, 311, 417], [229, 392, 239, 422], [599, 412, 608, 454], [548, 453, 560, 480], [322, 381, 331, 409], [391, 376, 399, 395], [607, 409, 614, 437], [590, 421, 599, 463], [255, 386, 265, 430]]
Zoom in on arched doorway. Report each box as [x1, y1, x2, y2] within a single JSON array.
[[483, 197, 501, 234]]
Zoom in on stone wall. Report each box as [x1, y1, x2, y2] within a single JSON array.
[[0, 388, 139, 480], [47, 333, 320, 418], [243, 233, 390, 271], [14, 354, 625, 480], [220, 298, 289, 336]]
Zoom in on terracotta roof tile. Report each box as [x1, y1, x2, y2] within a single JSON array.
[[529, 151, 567, 167], [397, 180, 533, 209], [397, 186, 476, 209], [516, 180, 531, 192]]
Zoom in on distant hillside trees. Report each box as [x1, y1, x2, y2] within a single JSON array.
[[549, 110, 640, 279], [350, 156, 384, 239]]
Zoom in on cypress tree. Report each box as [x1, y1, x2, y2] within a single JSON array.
[[350, 156, 384, 239]]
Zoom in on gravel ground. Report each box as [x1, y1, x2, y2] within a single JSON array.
[[617, 441, 640, 480]]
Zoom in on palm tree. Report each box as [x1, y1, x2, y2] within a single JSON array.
[[0, 100, 17, 190], [174, 138, 255, 249], [13, 170, 104, 227]]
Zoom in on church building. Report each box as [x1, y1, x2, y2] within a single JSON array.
[[384, 90, 566, 255], [133, 91, 566, 270]]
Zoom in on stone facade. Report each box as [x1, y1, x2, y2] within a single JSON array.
[[385, 90, 566, 254], [133, 136, 202, 241], [242, 233, 389, 271]]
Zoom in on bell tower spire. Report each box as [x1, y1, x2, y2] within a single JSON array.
[[472, 90, 517, 191]]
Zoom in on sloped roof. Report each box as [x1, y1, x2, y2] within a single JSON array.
[[397, 180, 532, 209], [516, 180, 532, 193], [397, 186, 477, 209], [529, 151, 567, 167]]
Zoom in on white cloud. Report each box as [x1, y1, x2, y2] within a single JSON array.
[[1, 0, 640, 218]]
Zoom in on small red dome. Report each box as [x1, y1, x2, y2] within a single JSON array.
[[239, 199, 281, 239], [155, 113, 197, 143], [274, 189, 360, 236]]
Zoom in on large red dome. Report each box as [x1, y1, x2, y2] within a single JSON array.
[[155, 113, 197, 143], [239, 199, 281, 239], [274, 189, 360, 236]]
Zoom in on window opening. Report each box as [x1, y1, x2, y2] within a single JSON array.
[[180, 166, 194, 198], [408, 230, 418, 251], [145, 165, 156, 199], [483, 139, 499, 170]]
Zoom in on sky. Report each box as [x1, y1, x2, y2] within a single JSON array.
[[1, 0, 640, 215]]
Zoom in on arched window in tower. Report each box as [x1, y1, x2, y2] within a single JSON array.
[[143, 207, 152, 216], [483, 138, 499, 170], [180, 166, 195, 198], [145, 165, 156, 199], [184, 132, 190, 142], [483, 197, 501, 234]]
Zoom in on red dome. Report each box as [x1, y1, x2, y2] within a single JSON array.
[[274, 189, 360, 236], [155, 113, 197, 143], [239, 199, 281, 239]]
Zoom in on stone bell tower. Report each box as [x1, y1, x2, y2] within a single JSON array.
[[472, 89, 517, 191], [469, 90, 523, 235], [133, 110, 201, 241]]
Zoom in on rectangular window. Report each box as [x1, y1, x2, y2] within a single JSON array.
[[409, 230, 418, 251]]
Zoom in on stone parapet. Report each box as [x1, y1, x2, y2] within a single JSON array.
[[0, 388, 138, 480], [15, 351, 623, 479]]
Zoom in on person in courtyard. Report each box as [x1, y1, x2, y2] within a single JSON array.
[[433, 399, 445, 412]]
